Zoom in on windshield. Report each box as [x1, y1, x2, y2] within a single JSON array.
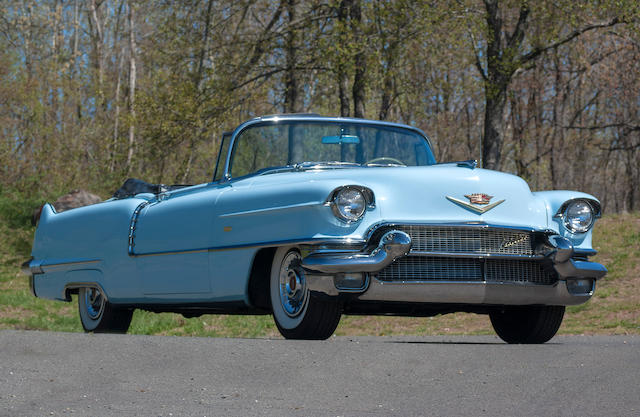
[[229, 121, 436, 178]]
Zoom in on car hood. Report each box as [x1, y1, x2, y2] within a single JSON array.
[[236, 165, 550, 231]]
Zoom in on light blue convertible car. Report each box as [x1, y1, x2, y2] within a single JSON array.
[[23, 114, 606, 342]]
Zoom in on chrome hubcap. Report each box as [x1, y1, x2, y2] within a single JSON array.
[[278, 252, 308, 317], [84, 287, 105, 320]]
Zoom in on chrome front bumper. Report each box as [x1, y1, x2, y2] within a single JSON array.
[[302, 228, 606, 306]]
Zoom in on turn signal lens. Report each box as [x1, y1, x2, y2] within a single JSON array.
[[566, 279, 594, 295]]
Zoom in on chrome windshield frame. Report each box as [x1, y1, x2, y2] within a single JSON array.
[[221, 115, 436, 182]]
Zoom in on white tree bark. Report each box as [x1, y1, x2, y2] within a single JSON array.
[[126, 1, 137, 174]]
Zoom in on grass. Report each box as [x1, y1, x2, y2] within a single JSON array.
[[1, 192, 638, 337]]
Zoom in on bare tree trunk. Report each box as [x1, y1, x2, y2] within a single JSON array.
[[126, 1, 137, 174], [476, 1, 620, 171], [196, 0, 214, 87], [337, 0, 350, 117], [480, 0, 510, 170], [180, 0, 215, 184], [50, 0, 62, 128], [73, 0, 79, 59], [69, 0, 82, 120], [111, 47, 125, 173], [378, 41, 397, 121], [350, 0, 366, 119], [624, 132, 636, 211], [283, 0, 304, 164], [284, 0, 301, 113], [89, 0, 105, 101]]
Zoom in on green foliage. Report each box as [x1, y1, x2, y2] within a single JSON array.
[[1, 0, 639, 204]]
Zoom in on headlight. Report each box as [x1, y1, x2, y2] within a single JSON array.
[[328, 186, 373, 223], [562, 200, 594, 233]]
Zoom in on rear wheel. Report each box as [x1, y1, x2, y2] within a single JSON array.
[[490, 305, 565, 344], [270, 247, 341, 340], [78, 287, 133, 333]]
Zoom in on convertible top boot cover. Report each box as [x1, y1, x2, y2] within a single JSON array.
[[113, 178, 191, 199]]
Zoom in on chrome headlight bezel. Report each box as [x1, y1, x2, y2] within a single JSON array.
[[326, 185, 375, 223], [556, 199, 600, 234]]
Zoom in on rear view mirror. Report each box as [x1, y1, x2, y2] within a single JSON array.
[[321, 135, 360, 144]]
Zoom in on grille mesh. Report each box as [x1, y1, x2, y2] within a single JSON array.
[[377, 257, 557, 285], [385, 225, 534, 255], [485, 259, 556, 285], [378, 257, 482, 281]]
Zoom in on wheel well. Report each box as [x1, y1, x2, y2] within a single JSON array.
[[64, 287, 79, 302], [248, 247, 277, 311]]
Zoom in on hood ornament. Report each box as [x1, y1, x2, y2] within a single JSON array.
[[446, 193, 505, 214]]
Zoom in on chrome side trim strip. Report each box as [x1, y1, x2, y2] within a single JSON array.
[[219, 201, 323, 218], [31, 259, 101, 273], [134, 248, 210, 258], [128, 237, 368, 258]]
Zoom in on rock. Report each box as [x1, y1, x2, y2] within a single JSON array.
[[52, 189, 102, 212], [32, 189, 102, 226]]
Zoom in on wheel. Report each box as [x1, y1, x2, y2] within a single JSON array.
[[78, 287, 133, 333], [489, 305, 565, 344], [364, 156, 406, 166], [270, 247, 342, 340]]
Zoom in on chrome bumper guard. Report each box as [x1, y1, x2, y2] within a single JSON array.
[[301, 230, 411, 274], [545, 235, 607, 280], [302, 229, 606, 306]]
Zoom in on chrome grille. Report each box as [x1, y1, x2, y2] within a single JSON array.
[[485, 259, 556, 285], [377, 257, 482, 281], [377, 257, 557, 285], [383, 225, 534, 255]]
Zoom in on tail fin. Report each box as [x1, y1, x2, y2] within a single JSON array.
[[38, 203, 57, 226]]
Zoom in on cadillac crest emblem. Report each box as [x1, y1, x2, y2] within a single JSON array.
[[465, 193, 493, 205], [446, 193, 505, 214]]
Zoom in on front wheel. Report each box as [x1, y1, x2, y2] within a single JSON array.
[[490, 305, 565, 344], [270, 247, 342, 340], [78, 287, 133, 333]]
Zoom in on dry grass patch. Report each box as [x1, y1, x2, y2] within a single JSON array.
[[0, 305, 36, 320]]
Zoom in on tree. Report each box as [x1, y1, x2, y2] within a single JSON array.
[[469, 0, 629, 170]]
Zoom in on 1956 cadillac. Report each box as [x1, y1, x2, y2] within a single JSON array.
[[23, 114, 607, 342]]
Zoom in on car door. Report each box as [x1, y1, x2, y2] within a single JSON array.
[[133, 186, 215, 296]]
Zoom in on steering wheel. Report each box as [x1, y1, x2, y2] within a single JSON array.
[[364, 157, 406, 166]]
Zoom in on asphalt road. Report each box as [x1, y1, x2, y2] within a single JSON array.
[[1, 331, 638, 417]]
